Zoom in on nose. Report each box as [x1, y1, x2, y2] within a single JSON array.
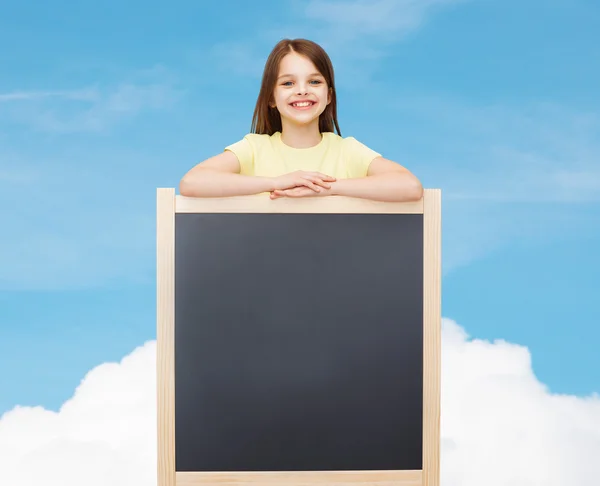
[[296, 84, 309, 95]]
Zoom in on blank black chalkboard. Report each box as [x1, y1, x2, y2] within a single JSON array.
[[174, 213, 423, 472]]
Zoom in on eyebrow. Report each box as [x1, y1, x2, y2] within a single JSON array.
[[277, 72, 324, 80]]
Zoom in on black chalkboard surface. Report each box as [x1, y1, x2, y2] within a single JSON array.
[[174, 213, 424, 472]]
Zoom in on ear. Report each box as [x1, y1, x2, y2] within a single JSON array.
[[327, 87, 332, 105]]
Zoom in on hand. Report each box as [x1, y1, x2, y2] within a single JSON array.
[[271, 171, 336, 193], [270, 186, 332, 199]]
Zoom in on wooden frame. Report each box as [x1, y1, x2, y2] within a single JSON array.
[[157, 189, 441, 486]]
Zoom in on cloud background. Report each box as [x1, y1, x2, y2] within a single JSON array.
[[2, 320, 599, 486], [1, 0, 599, 483]]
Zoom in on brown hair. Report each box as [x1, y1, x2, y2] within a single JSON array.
[[250, 38, 342, 136]]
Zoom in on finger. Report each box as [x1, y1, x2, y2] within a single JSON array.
[[314, 172, 336, 181], [308, 174, 333, 188], [278, 188, 296, 197], [314, 179, 331, 189], [299, 178, 321, 192], [304, 176, 330, 189], [291, 188, 312, 197]]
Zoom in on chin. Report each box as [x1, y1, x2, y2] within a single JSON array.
[[284, 108, 324, 124], [285, 117, 321, 128]]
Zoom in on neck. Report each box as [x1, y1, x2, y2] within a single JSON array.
[[280, 120, 322, 148]]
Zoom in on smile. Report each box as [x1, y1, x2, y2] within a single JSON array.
[[290, 101, 316, 109]]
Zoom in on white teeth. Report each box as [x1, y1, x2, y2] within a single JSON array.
[[293, 102, 313, 107]]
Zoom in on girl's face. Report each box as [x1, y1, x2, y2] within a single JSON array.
[[271, 52, 331, 130]]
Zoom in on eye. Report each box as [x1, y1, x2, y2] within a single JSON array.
[[280, 80, 323, 87]]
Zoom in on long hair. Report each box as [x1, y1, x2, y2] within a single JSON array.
[[250, 38, 342, 136]]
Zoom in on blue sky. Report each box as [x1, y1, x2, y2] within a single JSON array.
[[0, 1, 599, 482]]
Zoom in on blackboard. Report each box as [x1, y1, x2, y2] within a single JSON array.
[[174, 212, 424, 472]]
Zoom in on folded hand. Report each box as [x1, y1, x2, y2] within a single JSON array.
[[271, 171, 335, 193], [270, 186, 332, 199]]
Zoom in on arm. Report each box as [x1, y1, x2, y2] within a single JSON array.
[[329, 157, 423, 202], [179, 151, 276, 197]]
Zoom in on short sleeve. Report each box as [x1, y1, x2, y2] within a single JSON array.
[[224, 136, 254, 175], [344, 137, 381, 178]]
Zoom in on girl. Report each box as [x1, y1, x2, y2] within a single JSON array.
[[179, 38, 423, 202]]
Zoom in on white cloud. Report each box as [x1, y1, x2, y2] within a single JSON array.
[[209, 42, 268, 78], [0, 88, 99, 103], [0, 65, 183, 133], [0, 342, 156, 486], [206, 0, 469, 85], [441, 319, 600, 485], [303, 0, 466, 38], [1, 319, 599, 485], [300, 0, 470, 83], [394, 96, 600, 204]]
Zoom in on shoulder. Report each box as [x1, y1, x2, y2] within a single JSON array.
[[226, 133, 273, 148], [321, 132, 346, 145], [243, 133, 277, 146], [243, 132, 272, 140], [323, 133, 373, 150], [341, 135, 371, 149], [225, 133, 275, 157], [330, 134, 381, 158]]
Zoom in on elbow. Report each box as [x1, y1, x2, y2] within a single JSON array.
[[413, 180, 424, 201], [398, 173, 423, 201], [179, 167, 215, 197], [392, 171, 423, 202], [179, 176, 194, 197]]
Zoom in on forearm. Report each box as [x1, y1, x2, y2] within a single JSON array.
[[179, 169, 276, 197], [329, 173, 424, 202]]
